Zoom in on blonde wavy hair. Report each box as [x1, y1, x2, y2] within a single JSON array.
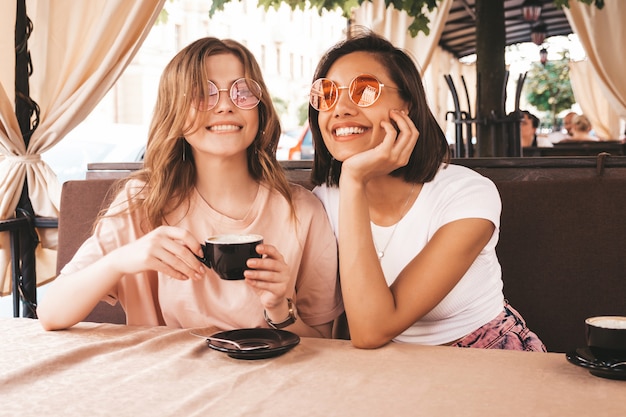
[[572, 114, 592, 133], [113, 37, 293, 231]]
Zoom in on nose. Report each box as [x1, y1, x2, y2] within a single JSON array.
[[213, 88, 233, 111], [333, 86, 355, 116]]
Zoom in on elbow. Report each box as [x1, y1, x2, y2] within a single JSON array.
[[38, 317, 70, 331], [37, 307, 68, 331], [349, 332, 392, 349], [38, 316, 59, 331]]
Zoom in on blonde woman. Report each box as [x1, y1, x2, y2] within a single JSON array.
[[38, 38, 343, 337], [569, 114, 596, 141]]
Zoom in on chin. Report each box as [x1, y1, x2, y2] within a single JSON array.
[[331, 149, 361, 162]]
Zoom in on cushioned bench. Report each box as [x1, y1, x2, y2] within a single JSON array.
[[74, 157, 626, 352], [281, 157, 626, 352], [495, 178, 626, 352]]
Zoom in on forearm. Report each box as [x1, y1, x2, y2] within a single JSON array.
[[37, 251, 126, 330], [337, 177, 398, 347]]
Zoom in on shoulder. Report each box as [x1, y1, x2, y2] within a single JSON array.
[[429, 164, 500, 207], [311, 183, 339, 203], [435, 164, 496, 189], [105, 178, 148, 216], [288, 183, 328, 212]]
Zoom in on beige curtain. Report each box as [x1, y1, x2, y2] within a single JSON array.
[[352, 0, 453, 73], [564, 1, 626, 128], [0, 0, 165, 296], [569, 60, 620, 140], [352, 0, 455, 132]]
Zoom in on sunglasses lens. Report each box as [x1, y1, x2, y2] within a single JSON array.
[[230, 78, 261, 109], [350, 75, 382, 107], [310, 78, 338, 111], [192, 82, 219, 112]]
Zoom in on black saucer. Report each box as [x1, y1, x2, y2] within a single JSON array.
[[202, 328, 300, 360], [565, 347, 626, 380]]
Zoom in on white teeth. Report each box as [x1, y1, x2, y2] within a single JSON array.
[[209, 124, 240, 132], [335, 126, 365, 136]]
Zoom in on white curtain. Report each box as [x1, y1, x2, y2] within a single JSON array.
[[569, 60, 620, 140], [0, 0, 165, 296], [352, 0, 453, 73], [564, 1, 626, 135], [352, 0, 456, 133]]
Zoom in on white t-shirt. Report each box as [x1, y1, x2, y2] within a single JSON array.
[[313, 164, 505, 345]]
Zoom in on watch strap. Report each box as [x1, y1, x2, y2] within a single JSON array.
[[264, 298, 297, 329]]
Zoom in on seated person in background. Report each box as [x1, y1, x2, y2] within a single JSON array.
[[520, 111, 552, 148], [546, 111, 577, 144], [563, 111, 577, 137], [560, 114, 597, 142], [520, 110, 539, 147]]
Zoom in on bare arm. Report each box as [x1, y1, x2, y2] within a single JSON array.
[[37, 226, 205, 330], [338, 196, 493, 348], [245, 244, 333, 338], [337, 110, 494, 348]]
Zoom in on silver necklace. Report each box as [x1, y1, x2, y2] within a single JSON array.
[[374, 183, 416, 260], [195, 184, 259, 220]]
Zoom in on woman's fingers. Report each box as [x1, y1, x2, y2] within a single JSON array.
[[377, 110, 419, 169], [123, 226, 205, 280], [245, 244, 285, 281], [244, 244, 289, 302], [152, 238, 205, 280]]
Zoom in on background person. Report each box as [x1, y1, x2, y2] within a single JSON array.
[[563, 111, 577, 137], [547, 111, 577, 144], [38, 37, 343, 336], [309, 30, 545, 351], [564, 114, 597, 142], [520, 110, 539, 147]]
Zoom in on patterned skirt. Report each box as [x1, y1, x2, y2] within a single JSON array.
[[450, 303, 547, 352]]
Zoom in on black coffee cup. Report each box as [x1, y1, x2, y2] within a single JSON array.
[[585, 316, 626, 361], [196, 234, 263, 280]]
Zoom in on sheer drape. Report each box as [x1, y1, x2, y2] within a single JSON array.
[[565, 1, 626, 132], [352, 0, 455, 132], [0, 0, 165, 295], [569, 60, 620, 140], [352, 0, 453, 72]]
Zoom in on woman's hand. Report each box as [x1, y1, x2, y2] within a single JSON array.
[[341, 109, 419, 184], [109, 225, 205, 280], [244, 243, 290, 309]]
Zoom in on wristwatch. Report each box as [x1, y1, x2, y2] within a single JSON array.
[[264, 298, 297, 329]]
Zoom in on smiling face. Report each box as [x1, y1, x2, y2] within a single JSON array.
[[184, 53, 259, 162], [317, 51, 407, 162]]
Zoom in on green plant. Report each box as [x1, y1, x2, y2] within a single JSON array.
[[209, 1, 604, 38], [297, 102, 308, 126], [271, 96, 288, 115], [209, 0, 441, 37], [524, 51, 575, 130]]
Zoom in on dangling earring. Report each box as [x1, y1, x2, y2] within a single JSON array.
[[182, 138, 187, 161]]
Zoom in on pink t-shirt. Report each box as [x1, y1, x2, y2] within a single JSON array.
[[62, 180, 343, 329]]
